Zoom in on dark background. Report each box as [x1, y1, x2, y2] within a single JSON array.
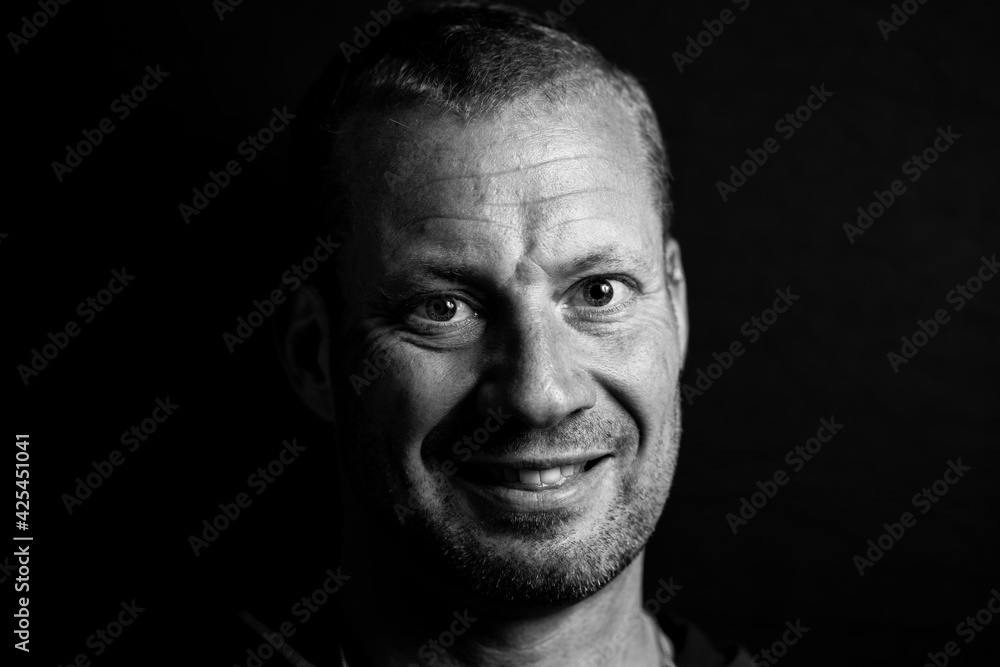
[[6, 0, 998, 665]]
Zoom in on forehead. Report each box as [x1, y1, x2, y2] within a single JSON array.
[[347, 93, 661, 272]]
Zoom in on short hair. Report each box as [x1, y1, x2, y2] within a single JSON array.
[[289, 0, 672, 243]]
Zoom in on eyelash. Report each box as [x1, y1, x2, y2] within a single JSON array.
[[407, 295, 480, 330], [572, 275, 639, 319], [404, 274, 639, 330]]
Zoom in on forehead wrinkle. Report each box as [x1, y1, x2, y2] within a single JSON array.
[[393, 152, 625, 206], [401, 215, 498, 226], [394, 165, 634, 231], [413, 154, 618, 185], [397, 189, 622, 232], [517, 187, 639, 232], [487, 187, 619, 208]]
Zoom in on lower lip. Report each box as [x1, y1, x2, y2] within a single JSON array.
[[452, 457, 613, 514]]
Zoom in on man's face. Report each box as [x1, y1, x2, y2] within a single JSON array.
[[331, 92, 686, 606]]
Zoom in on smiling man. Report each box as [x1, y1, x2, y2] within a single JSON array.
[[272, 2, 749, 666]]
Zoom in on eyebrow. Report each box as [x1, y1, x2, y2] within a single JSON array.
[[376, 244, 655, 300], [555, 246, 655, 277], [377, 261, 489, 301]]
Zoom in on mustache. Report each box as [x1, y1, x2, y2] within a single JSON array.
[[422, 407, 637, 461]]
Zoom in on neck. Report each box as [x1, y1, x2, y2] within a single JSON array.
[[336, 507, 661, 667]]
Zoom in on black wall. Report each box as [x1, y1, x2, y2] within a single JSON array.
[[6, 0, 998, 665]]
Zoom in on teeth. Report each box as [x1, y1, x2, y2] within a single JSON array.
[[539, 468, 561, 484], [519, 469, 541, 485], [490, 462, 587, 487]]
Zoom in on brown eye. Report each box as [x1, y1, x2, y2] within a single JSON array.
[[426, 296, 457, 321], [569, 277, 635, 312], [413, 295, 477, 324], [583, 279, 614, 307]]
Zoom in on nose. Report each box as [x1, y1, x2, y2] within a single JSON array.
[[477, 308, 597, 429]]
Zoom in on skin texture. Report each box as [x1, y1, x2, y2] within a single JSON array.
[[281, 90, 688, 667]]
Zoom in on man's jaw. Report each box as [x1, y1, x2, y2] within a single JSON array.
[[339, 409, 660, 610]]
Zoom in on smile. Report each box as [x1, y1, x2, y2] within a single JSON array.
[[452, 455, 614, 513], [489, 462, 584, 487]]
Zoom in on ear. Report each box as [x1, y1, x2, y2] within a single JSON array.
[[277, 285, 337, 423], [664, 237, 689, 365]]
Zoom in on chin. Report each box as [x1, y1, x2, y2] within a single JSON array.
[[396, 481, 666, 608]]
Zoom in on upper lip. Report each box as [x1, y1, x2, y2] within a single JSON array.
[[465, 454, 612, 469]]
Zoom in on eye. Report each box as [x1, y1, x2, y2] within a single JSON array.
[[411, 295, 478, 323], [568, 277, 636, 310]]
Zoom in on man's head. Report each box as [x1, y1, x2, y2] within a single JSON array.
[[281, 0, 688, 609]]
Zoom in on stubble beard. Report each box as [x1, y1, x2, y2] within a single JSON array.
[[339, 393, 682, 608]]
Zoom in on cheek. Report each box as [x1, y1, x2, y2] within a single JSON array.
[[608, 320, 680, 500], [592, 309, 680, 426], [353, 336, 477, 459], [341, 339, 473, 512]]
